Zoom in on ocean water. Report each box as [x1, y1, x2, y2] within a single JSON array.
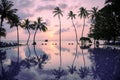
[[0, 41, 120, 80]]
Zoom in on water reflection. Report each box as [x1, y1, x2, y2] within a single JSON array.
[[0, 47, 20, 80], [89, 47, 120, 80], [68, 45, 78, 74], [78, 45, 90, 79], [0, 42, 120, 80]]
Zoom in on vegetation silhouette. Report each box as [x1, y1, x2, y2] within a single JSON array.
[[88, 0, 120, 44], [68, 11, 78, 44], [33, 45, 48, 69], [0, 0, 17, 41], [53, 7, 63, 64], [8, 14, 20, 46], [78, 7, 89, 45], [0, 28, 6, 39], [21, 19, 34, 45], [32, 17, 47, 45], [0, 48, 20, 80]]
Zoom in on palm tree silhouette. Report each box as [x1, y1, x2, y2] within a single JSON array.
[[90, 7, 99, 23], [53, 7, 63, 64], [0, 0, 17, 41], [78, 7, 89, 45], [9, 14, 20, 45], [33, 45, 48, 69], [9, 14, 20, 64], [68, 11, 78, 44], [21, 19, 33, 45], [89, 7, 99, 45], [32, 17, 47, 45]]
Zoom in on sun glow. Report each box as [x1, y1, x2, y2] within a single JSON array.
[[48, 31, 54, 39]]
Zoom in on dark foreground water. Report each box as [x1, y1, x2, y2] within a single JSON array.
[[0, 41, 120, 80]]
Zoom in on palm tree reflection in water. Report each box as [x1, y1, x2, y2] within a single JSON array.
[[33, 45, 48, 69], [68, 45, 78, 74], [0, 47, 20, 80], [78, 46, 90, 79], [0, 50, 6, 78]]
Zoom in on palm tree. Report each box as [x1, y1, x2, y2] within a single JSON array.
[[68, 11, 78, 44], [21, 19, 33, 45], [0, 0, 17, 41], [9, 14, 20, 45], [78, 7, 89, 45], [89, 7, 99, 24], [53, 7, 63, 68], [89, 7, 99, 44], [32, 17, 47, 45]]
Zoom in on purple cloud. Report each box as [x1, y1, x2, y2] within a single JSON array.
[[54, 27, 70, 35]]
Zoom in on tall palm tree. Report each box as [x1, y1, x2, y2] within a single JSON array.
[[78, 7, 89, 45], [68, 11, 78, 44], [0, 0, 17, 41], [9, 14, 20, 64], [53, 7, 63, 69], [89, 7, 99, 44], [9, 14, 20, 45], [21, 19, 32, 45], [32, 17, 47, 45]]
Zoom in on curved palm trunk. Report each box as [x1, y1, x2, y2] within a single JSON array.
[[33, 45, 41, 68], [33, 45, 39, 61], [33, 29, 38, 45], [16, 26, 19, 45], [81, 18, 86, 45], [27, 29, 30, 45], [16, 26, 20, 63], [71, 19, 78, 44], [81, 49, 85, 67], [0, 17, 4, 42], [27, 45, 31, 58], [81, 18, 86, 38], [72, 45, 78, 66], [58, 15, 62, 69]]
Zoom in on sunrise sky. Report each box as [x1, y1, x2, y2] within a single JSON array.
[[3, 0, 105, 41]]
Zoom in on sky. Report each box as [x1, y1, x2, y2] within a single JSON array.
[[3, 0, 105, 41]]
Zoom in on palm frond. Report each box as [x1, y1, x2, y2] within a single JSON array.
[[53, 7, 63, 17], [78, 7, 89, 19], [68, 11, 76, 20]]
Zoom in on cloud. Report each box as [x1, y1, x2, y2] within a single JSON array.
[[41, 0, 56, 1], [45, 19, 51, 26], [18, 0, 34, 8], [58, 3, 67, 9], [75, 22, 82, 27], [36, 5, 56, 12], [54, 28, 70, 35], [17, 11, 34, 19], [36, 3, 67, 12]]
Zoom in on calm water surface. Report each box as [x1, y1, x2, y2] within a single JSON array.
[[0, 41, 120, 80]]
